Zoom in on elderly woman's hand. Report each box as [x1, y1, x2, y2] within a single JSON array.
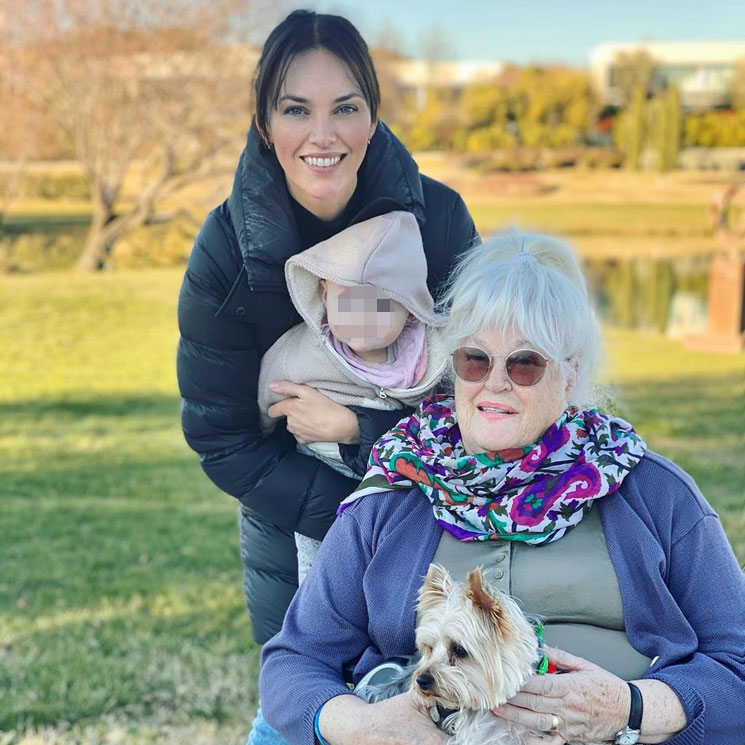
[[319, 690, 450, 745], [267, 381, 360, 445], [493, 646, 629, 743]]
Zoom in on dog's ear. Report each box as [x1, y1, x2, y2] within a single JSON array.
[[466, 567, 495, 614], [418, 563, 452, 611], [466, 568, 510, 637]]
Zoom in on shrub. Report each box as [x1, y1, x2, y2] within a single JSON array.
[[575, 147, 624, 169], [0, 232, 83, 272], [684, 110, 745, 148], [465, 125, 518, 153], [113, 219, 195, 269], [0, 172, 91, 200]]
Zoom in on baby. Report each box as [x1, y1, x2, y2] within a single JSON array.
[[258, 211, 447, 582]]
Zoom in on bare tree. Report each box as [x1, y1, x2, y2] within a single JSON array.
[[5, 0, 272, 271], [0, 32, 35, 272], [370, 23, 410, 133], [0, 99, 31, 231]]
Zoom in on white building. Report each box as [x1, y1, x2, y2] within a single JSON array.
[[589, 41, 745, 109], [391, 59, 504, 108]]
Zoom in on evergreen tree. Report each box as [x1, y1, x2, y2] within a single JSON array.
[[657, 85, 682, 172], [615, 86, 646, 170]]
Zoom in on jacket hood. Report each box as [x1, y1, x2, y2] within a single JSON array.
[[226, 120, 426, 289], [285, 211, 444, 335]]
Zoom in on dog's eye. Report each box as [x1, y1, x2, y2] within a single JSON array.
[[451, 644, 468, 659]]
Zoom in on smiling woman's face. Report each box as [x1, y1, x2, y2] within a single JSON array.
[[454, 327, 574, 455], [266, 48, 377, 221]]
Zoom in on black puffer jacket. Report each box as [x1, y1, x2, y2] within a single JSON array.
[[177, 121, 478, 643]]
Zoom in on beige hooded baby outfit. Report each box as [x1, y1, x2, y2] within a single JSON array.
[[257, 211, 449, 581], [258, 210, 448, 443]]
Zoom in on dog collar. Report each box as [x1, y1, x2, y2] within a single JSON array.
[[533, 619, 557, 675]]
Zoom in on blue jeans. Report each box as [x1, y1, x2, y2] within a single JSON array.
[[246, 707, 290, 745]]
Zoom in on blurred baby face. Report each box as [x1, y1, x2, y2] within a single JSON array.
[[321, 281, 410, 353]]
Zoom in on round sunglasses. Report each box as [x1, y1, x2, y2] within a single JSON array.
[[451, 346, 550, 387]]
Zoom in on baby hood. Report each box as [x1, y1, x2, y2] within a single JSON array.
[[285, 211, 444, 333]]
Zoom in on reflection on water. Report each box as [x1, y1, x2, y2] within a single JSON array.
[[584, 256, 710, 335]]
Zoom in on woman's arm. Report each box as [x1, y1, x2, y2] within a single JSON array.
[[642, 513, 745, 742], [496, 511, 745, 744], [319, 692, 448, 745], [633, 680, 687, 743], [259, 503, 376, 745], [260, 498, 446, 745], [418, 177, 480, 298], [266, 381, 361, 445], [176, 205, 358, 539]]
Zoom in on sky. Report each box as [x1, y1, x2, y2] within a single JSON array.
[[287, 0, 744, 66]]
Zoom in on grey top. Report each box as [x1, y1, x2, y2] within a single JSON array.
[[431, 506, 653, 680]]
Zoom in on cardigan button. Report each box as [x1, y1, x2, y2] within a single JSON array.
[[236, 306, 246, 316], [495, 552, 507, 563], [493, 569, 505, 580]]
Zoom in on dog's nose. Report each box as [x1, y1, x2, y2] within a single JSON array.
[[416, 673, 434, 691]]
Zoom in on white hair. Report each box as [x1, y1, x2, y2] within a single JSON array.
[[438, 229, 603, 407]]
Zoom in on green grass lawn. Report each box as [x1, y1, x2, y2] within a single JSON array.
[[1, 271, 257, 744], [468, 201, 713, 238], [6, 200, 707, 238], [1, 269, 743, 744]]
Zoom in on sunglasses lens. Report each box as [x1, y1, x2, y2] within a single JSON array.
[[453, 347, 491, 382], [505, 350, 547, 386]]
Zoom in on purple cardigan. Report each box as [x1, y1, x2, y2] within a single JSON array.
[[260, 452, 745, 745]]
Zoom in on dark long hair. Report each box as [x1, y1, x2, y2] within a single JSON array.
[[253, 10, 380, 145]]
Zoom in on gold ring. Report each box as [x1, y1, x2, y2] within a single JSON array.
[[550, 715, 559, 732]]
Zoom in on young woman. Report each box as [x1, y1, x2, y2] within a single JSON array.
[[176, 10, 478, 645]]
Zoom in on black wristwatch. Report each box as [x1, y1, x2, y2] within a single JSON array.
[[614, 682, 643, 745]]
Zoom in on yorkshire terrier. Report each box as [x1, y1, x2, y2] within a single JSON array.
[[355, 563, 541, 744]]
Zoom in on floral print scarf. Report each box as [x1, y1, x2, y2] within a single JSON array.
[[339, 395, 646, 545]]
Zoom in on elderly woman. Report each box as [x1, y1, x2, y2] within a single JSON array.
[[259, 231, 745, 745]]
